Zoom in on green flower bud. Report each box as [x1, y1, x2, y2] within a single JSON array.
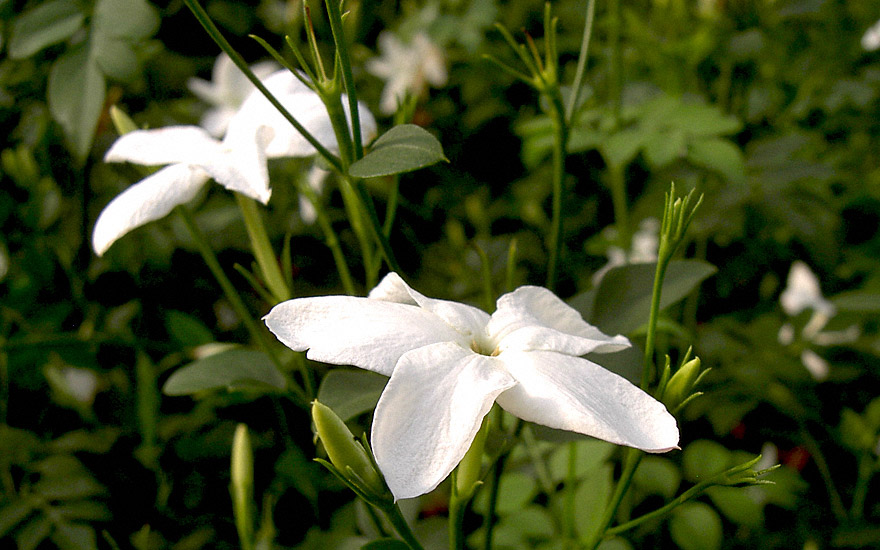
[[231, 423, 255, 550], [311, 400, 390, 502], [664, 356, 702, 413]]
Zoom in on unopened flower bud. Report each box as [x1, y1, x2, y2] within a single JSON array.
[[231, 423, 254, 548], [664, 357, 702, 413], [311, 400, 390, 502]]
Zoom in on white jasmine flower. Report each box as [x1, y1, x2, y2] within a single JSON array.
[[863, 19, 880, 51], [188, 53, 279, 137], [800, 349, 830, 382], [93, 70, 377, 256], [264, 272, 679, 500], [366, 31, 448, 114], [780, 261, 835, 321]]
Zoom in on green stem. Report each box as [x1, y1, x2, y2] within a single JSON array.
[[851, 451, 872, 519], [800, 425, 847, 521], [353, 178, 402, 276], [608, 0, 623, 124], [585, 447, 642, 550], [176, 206, 308, 406], [182, 0, 342, 172], [545, 97, 568, 291], [236, 195, 291, 303], [608, 164, 630, 253], [323, 0, 364, 159], [385, 502, 426, 550], [448, 476, 468, 550], [565, 0, 597, 122], [641, 257, 669, 389], [563, 441, 578, 545]]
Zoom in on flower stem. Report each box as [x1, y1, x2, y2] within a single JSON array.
[[545, 99, 568, 292], [564, 0, 597, 122], [175, 206, 308, 406], [384, 502, 425, 550], [235, 194, 291, 303], [323, 0, 364, 159]]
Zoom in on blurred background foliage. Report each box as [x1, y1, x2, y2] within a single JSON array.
[[2, 0, 880, 548]]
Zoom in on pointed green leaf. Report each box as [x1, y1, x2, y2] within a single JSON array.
[[8, 0, 84, 59], [349, 124, 447, 178], [51, 522, 98, 550], [316, 369, 387, 421], [48, 44, 106, 161], [587, 260, 717, 335], [688, 138, 746, 185], [162, 349, 286, 395], [669, 502, 722, 550]]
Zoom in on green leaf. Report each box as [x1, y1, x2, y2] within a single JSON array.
[[706, 486, 763, 527], [0, 500, 35, 538], [682, 439, 731, 482], [473, 471, 537, 515], [349, 124, 447, 178], [547, 439, 614, 482], [163, 349, 287, 395], [687, 138, 746, 185], [643, 129, 686, 168], [165, 310, 215, 348], [831, 290, 880, 313], [316, 369, 387, 422], [47, 43, 106, 161], [361, 539, 411, 550], [574, 464, 614, 543], [588, 260, 717, 335], [51, 522, 98, 550], [633, 456, 681, 499], [601, 128, 649, 168], [93, 0, 160, 40], [17, 516, 52, 550], [669, 502, 722, 550], [8, 0, 85, 59]]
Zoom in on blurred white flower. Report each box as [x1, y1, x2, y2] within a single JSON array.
[[862, 19, 880, 51], [592, 218, 659, 285], [366, 31, 448, 115], [264, 272, 679, 500], [778, 262, 859, 381], [188, 53, 278, 137], [93, 70, 377, 256]]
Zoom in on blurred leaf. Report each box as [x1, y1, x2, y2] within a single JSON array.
[[473, 471, 536, 515], [317, 369, 387, 422], [831, 291, 880, 313], [163, 349, 286, 395], [349, 124, 447, 178], [547, 439, 614, 482], [688, 138, 746, 185], [8, 0, 84, 59], [601, 128, 648, 168], [362, 539, 411, 550], [93, 0, 159, 40], [47, 43, 105, 161], [51, 521, 98, 550], [17, 516, 52, 550], [682, 440, 730, 482], [0, 500, 35, 538], [55, 501, 112, 522], [633, 456, 681, 499], [587, 260, 717, 335], [669, 502, 722, 550], [165, 310, 215, 348], [574, 464, 613, 543], [706, 486, 763, 527], [643, 129, 686, 167]]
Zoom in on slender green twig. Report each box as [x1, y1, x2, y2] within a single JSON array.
[[323, 0, 364, 159], [298, 176, 357, 295], [565, 0, 597, 122], [385, 502, 426, 550], [235, 195, 291, 303]]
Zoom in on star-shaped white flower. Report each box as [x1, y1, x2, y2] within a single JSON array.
[[366, 31, 448, 115], [779, 261, 835, 320], [93, 70, 377, 256], [188, 53, 279, 137], [264, 272, 679, 500], [863, 19, 880, 51]]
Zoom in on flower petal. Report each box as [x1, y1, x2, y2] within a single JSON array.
[[371, 343, 516, 499], [92, 164, 209, 256], [104, 126, 223, 166], [780, 261, 835, 317], [208, 125, 273, 203], [263, 295, 467, 376], [368, 272, 491, 339], [227, 70, 377, 158], [495, 351, 679, 452], [489, 286, 630, 355]]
